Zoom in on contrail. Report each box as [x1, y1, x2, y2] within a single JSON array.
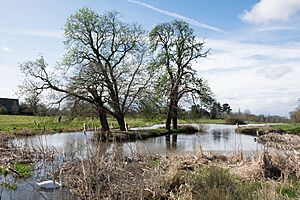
[[127, 0, 229, 35]]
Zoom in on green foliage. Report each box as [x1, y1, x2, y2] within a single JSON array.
[[272, 123, 300, 134], [210, 102, 222, 119], [171, 125, 198, 134], [187, 166, 261, 200], [152, 158, 160, 167], [0, 163, 31, 178], [0, 182, 17, 190], [0, 163, 30, 191], [290, 105, 300, 123], [276, 176, 300, 198], [225, 117, 246, 125], [221, 103, 232, 114], [190, 105, 210, 119], [12, 163, 31, 178], [149, 20, 214, 130]]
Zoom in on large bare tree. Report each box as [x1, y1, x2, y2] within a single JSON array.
[[149, 20, 214, 131]]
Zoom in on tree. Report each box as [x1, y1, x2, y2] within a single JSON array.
[[20, 8, 150, 131], [149, 20, 214, 131], [210, 102, 222, 119], [290, 106, 300, 123], [190, 104, 210, 118], [23, 92, 46, 115], [221, 103, 232, 114], [134, 92, 165, 118]]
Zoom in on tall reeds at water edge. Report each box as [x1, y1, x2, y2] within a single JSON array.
[[53, 141, 300, 199]]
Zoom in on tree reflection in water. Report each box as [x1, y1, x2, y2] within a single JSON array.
[[165, 134, 177, 150], [212, 129, 230, 142]]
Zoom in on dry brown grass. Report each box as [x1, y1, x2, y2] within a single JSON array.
[[51, 149, 300, 199], [258, 132, 300, 150]]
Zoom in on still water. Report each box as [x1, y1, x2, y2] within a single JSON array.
[[13, 124, 263, 157], [3, 124, 263, 200]]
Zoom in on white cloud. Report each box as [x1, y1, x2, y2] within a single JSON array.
[[197, 38, 300, 71], [127, 0, 229, 34], [2, 46, 13, 52], [194, 38, 300, 116], [255, 26, 296, 32], [257, 65, 292, 79], [241, 0, 300, 24]]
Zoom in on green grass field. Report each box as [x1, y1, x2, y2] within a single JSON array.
[[272, 123, 300, 134], [0, 115, 93, 135], [2, 114, 300, 136], [0, 114, 226, 136]]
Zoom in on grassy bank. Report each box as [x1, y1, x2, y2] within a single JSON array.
[[236, 123, 300, 135], [272, 123, 300, 134], [95, 126, 199, 142], [0, 114, 225, 136]]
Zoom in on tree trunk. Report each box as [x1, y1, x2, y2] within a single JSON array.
[[99, 110, 110, 131], [166, 93, 174, 132], [172, 101, 178, 129], [116, 115, 126, 131]]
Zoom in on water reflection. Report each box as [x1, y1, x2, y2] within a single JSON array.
[[13, 124, 264, 156], [211, 129, 230, 142], [165, 135, 178, 151], [172, 135, 177, 150]]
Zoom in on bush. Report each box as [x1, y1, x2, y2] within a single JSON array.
[[225, 117, 246, 125]]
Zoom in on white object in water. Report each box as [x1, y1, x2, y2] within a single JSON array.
[[36, 170, 63, 189]]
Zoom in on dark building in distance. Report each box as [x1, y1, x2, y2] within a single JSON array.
[[0, 98, 19, 114]]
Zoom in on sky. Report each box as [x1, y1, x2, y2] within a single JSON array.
[[0, 0, 300, 117]]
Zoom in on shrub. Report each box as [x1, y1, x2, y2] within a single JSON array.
[[225, 117, 246, 125]]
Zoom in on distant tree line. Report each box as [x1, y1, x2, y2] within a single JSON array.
[[230, 111, 289, 123], [16, 91, 291, 125]]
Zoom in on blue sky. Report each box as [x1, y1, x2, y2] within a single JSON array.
[[1, 0, 300, 116]]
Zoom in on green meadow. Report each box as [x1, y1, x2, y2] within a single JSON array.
[[2, 114, 299, 136], [0, 114, 226, 135], [272, 123, 300, 134]]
